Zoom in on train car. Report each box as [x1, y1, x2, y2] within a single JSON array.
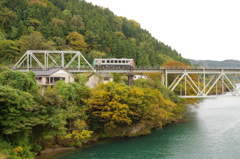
[[93, 58, 135, 68]]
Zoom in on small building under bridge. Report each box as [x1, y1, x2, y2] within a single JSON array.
[[32, 67, 74, 85]]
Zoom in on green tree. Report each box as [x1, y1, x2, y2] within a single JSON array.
[[112, 73, 125, 83], [0, 86, 40, 135], [2, 0, 28, 21], [88, 50, 106, 61], [18, 31, 55, 52], [0, 39, 20, 64], [0, 30, 7, 40], [27, 18, 41, 28], [37, 80, 92, 147], [52, 36, 68, 50], [49, 21, 65, 37], [74, 74, 88, 86], [0, 7, 17, 32], [85, 30, 100, 49], [0, 69, 43, 137], [62, 9, 72, 21], [70, 15, 84, 27], [17, 20, 28, 38], [55, 80, 90, 104], [0, 70, 37, 94]]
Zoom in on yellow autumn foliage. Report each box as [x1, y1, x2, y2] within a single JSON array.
[[66, 31, 88, 51], [86, 82, 185, 136]]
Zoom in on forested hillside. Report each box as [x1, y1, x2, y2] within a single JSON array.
[[0, 1, 194, 158], [0, 0, 190, 66], [189, 59, 240, 68]]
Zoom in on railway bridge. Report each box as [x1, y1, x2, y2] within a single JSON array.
[[12, 50, 240, 98]]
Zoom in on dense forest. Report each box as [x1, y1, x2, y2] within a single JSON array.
[[0, 68, 189, 158], [0, 0, 190, 66], [0, 0, 195, 158]]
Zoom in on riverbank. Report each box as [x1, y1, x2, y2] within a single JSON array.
[[47, 98, 240, 159], [0, 153, 7, 159], [36, 117, 190, 159], [36, 147, 75, 159]]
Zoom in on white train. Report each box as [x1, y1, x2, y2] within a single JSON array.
[[93, 58, 135, 68]]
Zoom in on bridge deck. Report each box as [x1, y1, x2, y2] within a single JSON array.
[[14, 67, 240, 74], [12, 50, 240, 98]]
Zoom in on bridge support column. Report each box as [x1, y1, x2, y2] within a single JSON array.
[[161, 73, 165, 86], [127, 74, 134, 86]]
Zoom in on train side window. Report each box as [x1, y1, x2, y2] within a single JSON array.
[[123, 60, 125, 63], [102, 60, 105, 63], [107, 60, 110, 63], [115, 60, 117, 63], [111, 60, 113, 63], [119, 60, 121, 63]]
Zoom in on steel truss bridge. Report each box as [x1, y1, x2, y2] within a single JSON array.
[[13, 50, 240, 98]]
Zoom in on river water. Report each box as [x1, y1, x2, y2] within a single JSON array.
[[53, 96, 240, 159]]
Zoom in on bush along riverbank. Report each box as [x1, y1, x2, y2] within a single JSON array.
[[0, 70, 195, 158]]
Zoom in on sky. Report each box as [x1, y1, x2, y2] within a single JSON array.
[[85, 0, 240, 61]]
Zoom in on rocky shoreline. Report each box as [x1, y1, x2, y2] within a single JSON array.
[[36, 147, 75, 159]]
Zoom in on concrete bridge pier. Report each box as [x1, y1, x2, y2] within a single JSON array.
[[127, 74, 134, 86]]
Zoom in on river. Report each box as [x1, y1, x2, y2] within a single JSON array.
[[52, 96, 240, 159]]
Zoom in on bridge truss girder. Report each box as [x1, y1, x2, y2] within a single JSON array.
[[165, 69, 240, 98], [13, 50, 95, 72]]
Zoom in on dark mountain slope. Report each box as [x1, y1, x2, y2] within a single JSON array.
[[189, 59, 240, 68]]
